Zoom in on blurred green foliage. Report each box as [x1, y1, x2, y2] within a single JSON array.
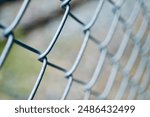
[[0, 29, 40, 99]]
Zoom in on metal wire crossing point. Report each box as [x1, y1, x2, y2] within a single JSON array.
[[0, 0, 150, 100]]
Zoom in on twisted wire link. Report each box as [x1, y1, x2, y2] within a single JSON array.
[[0, 26, 13, 68], [0, 0, 150, 100]]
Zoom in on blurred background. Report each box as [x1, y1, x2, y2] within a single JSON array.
[[0, 0, 150, 100]]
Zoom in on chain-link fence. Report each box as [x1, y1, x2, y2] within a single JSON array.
[[0, 0, 150, 100]]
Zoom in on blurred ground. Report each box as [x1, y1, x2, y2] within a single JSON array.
[[0, 0, 150, 99]]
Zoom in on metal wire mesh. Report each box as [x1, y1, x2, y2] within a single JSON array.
[[0, 0, 150, 100]]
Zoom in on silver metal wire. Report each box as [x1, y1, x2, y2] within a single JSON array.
[[0, 0, 150, 100]]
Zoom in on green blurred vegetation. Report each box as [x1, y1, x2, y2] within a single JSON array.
[[0, 29, 41, 99]]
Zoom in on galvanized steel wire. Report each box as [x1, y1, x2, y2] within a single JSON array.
[[0, 0, 150, 100]]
